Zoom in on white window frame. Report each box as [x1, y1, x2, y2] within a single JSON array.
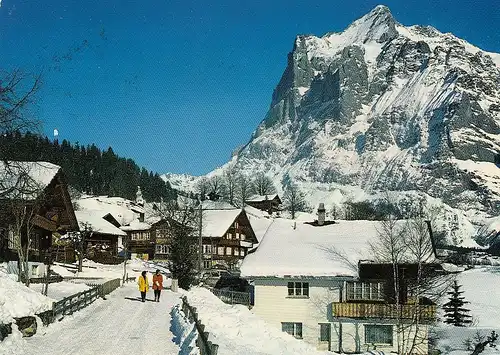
[[203, 245, 212, 254], [346, 281, 384, 301], [156, 244, 170, 254], [287, 282, 309, 298]]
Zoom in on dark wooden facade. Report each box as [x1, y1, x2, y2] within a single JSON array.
[[246, 195, 282, 214], [151, 219, 171, 261], [0, 167, 79, 263], [202, 210, 258, 270], [125, 228, 155, 260], [331, 262, 441, 321]]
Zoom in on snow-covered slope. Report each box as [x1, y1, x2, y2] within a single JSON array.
[[163, 5, 500, 245]]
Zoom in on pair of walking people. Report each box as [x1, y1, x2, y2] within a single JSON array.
[[137, 269, 163, 302]]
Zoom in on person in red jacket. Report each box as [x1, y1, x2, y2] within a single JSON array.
[[152, 269, 163, 302]]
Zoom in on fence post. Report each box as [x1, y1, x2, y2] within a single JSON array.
[[171, 279, 178, 292]]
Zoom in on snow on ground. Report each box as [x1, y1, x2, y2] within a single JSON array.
[[29, 282, 91, 301], [434, 267, 500, 354], [16, 284, 181, 355], [54, 258, 150, 280], [179, 287, 330, 355], [0, 270, 54, 324]]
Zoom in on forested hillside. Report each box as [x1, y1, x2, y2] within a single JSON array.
[[0, 131, 176, 202]]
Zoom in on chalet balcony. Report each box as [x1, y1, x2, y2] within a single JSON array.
[[220, 239, 241, 247], [332, 302, 436, 321]]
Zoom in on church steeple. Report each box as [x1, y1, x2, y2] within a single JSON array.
[[136, 186, 144, 206]]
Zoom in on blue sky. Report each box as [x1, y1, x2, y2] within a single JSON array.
[[1, 0, 498, 175]]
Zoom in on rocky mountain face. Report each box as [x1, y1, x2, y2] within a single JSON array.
[[164, 6, 500, 243], [236, 6, 500, 213]]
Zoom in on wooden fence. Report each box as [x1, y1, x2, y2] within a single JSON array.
[[29, 275, 63, 284], [210, 288, 251, 307], [181, 296, 219, 355], [37, 278, 122, 326]]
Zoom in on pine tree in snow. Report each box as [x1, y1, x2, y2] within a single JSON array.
[[442, 280, 472, 326]]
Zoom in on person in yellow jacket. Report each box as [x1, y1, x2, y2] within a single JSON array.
[[138, 271, 149, 302]]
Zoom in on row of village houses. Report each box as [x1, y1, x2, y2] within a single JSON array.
[[0, 160, 279, 270], [1, 161, 454, 354]]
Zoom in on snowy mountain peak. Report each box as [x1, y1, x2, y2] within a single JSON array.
[[163, 6, 500, 246], [336, 4, 398, 43], [231, 6, 500, 238]]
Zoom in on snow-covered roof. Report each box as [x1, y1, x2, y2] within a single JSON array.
[[76, 196, 137, 226], [75, 210, 126, 236], [247, 194, 280, 203], [241, 218, 436, 278], [201, 200, 236, 210], [0, 161, 61, 200], [120, 219, 154, 232], [247, 214, 273, 244], [202, 209, 242, 238]]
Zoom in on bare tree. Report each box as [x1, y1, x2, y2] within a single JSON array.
[[154, 196, 201, 290], [10, 199, 37, 286], [223, 165, 238, 205], [0, 69, 41, 137], [369, 216, 450, 354], [68, 222, 93, 272], [1, 162, 48, 286], [253, 173, 276, 196], [207, 175, 225, 200], [236, 174, 254, 207], [283, 182, 306, 219], [195, 177, 210, 201]]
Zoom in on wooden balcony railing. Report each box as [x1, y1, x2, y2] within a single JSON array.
[[332, 302, 436, 321]]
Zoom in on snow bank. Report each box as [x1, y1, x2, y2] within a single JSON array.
[[0, 324, 25, 355], [0, 271, 54, 324], [456, 267, 500, 328], [184, 287, 330, 355], [29, 282, 91, 301], [170, 305, 199, 354], [433, 267, 500, 354]]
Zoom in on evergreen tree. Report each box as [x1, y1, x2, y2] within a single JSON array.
[[443, 280, 472, 326], [0, 131, 177, 202]]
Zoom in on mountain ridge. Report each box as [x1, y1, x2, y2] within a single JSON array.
[[163, 5, 500, 245]]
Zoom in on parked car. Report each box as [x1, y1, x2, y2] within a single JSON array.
[[214, 275, 250, 292]]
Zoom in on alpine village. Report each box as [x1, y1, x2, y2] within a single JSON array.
[[1, 4, 500, 355]]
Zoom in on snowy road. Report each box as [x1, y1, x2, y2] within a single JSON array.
[[22, 284, 181, 355]]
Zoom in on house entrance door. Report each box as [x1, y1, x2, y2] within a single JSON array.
[[319, 323, 331, 351]]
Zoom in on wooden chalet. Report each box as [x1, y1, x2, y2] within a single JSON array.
[[121, 219, 155, 261], [151, 219, 171, 261], [0, 161, 79, 263], [201, 209, 258, 270], [75, 210, 127, 264], [331, 261, 441, 321], [246, 194, 281, 214]]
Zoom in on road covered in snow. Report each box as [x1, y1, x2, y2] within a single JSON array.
[[22, 283, 181, 355]]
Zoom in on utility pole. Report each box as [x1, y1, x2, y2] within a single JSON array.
[[198, 201, 203, 278]]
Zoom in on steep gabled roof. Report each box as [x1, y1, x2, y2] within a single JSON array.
[[202, 209, 242, 238], [75, 210, 127, 236], [0, 161, 61, 200]]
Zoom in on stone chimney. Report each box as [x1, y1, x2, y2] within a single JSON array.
[[317, 203, 326, 226]]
